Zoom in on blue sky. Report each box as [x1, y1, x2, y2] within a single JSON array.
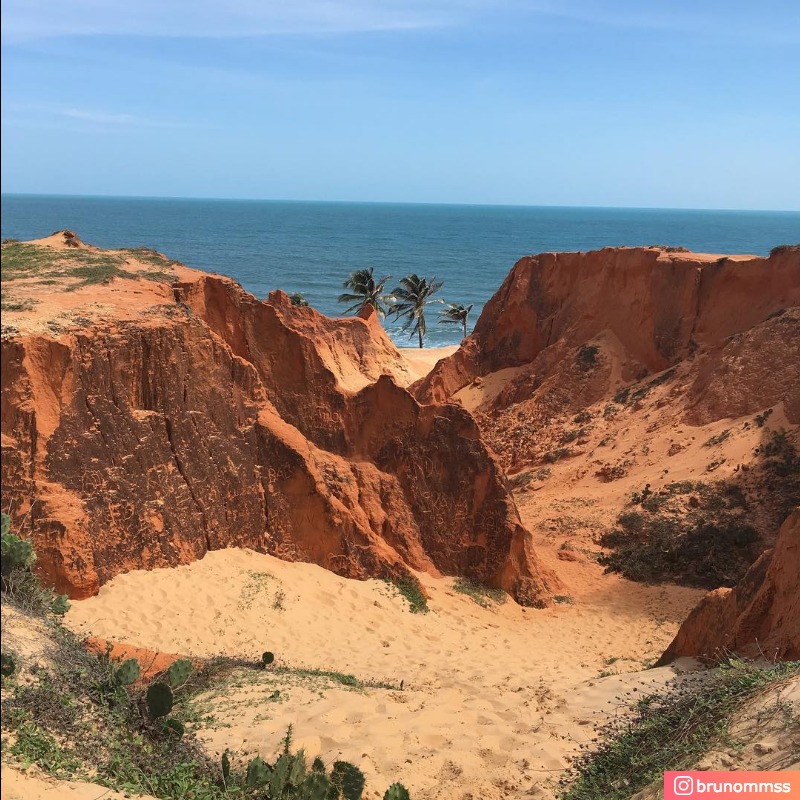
[[2, 1, 799, 209]]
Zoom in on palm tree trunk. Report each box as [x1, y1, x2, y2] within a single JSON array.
[[462, 320, 467, 339], [418, 327, 424, 348]]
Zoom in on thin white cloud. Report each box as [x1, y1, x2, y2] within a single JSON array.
[[2, 0, 797, 44], [61, 108, 139, 125], [57, 107, 188, 128], [3, 102, 185, 130], [1, 0, 481, 41]]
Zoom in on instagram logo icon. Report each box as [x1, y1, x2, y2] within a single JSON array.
[[673, 775, 694, 796]]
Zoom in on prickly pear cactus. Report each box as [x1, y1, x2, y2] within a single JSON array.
[[50, 594, 70, 616], [113, 684, 129, 706], [162, 718, 185, 739], [312, 756, 326, 773], [113, 658, 141, 686], [1, 526, 36, 577], [332, 761, 365, 800], [1, 652, 15, 677], [166, 658, 193, 688], [221, 751, 231, 784], [145, 681, 173, 718], [270, 753, 292, 796], [289, 749, 307, 785], [262, 651, 275, 666], [383, 783, 411, 800], [302, 771, 333, 800], [246, 755, 271, 788]]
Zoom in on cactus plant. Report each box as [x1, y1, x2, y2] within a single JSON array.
[[166, 657, 193, 688], [262, 651, 275, 667], [332, 761, 365, 800], [221, 751, 231, 784], [302, 771, 333, 800], [113, 658, 141, 686], [162, 718, 185, 739], [1, 652, 15, 677], [270, 753, 292, 795], [145, 682, 173, 718], [112, 684, 129, 706], [289, 749, 307, 785], [246, 755, 271, 788], [50, 594, 70, 615], [1, 525, 36, 578], [312, 755, 326, 773], [384, 784, 411, 800]]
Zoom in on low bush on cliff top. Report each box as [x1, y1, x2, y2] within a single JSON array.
[[560, 658, 800, 800], [0, 240, 179, 289]]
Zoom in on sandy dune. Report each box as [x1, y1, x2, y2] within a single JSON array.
[[398, 346, 459, 384], [65, 549, 702, 799], [0, 765, 156, 800]]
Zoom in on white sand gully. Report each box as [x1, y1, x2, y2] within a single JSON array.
[[64, 549, 703, 800]]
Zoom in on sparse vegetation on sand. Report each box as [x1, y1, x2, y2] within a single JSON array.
[[452, 577, 506, 607], [387, 576, 429, 613], [1, 519, 411, 800], [560, 658, 800, 800], [599, 428, 800, 588], [613, 367, 677, 406], [0, 239, 179, 291]]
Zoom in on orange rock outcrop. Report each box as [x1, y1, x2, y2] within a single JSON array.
[[414, 246, 800, 423], [0, 239, 559, 605], [659, 508, 800, 662]]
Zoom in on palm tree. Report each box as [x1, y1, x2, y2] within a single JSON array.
[[389, 274, 444, 348], [338, 267, 392, 317], [439, 302, 473, 339]]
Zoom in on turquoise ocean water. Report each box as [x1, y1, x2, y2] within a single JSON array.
[[2, 195, 797, 347]]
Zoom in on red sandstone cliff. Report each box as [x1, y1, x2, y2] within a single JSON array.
[[408, 244, 799, 660], [658, 508, 800, 663], [414, 246, 800, 423], [0, 235, 559, 604]]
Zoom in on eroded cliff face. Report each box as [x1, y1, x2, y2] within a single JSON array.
[[0, 237, 559, 604], [658, 508, 800, 663], [415, 246, 800, 421], [406, 244, 799, 662]]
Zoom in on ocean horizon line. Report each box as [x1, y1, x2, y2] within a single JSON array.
[[2, 191, 798, 216]]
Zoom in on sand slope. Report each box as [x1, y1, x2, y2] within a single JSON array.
[[0, 765, 157, 800], [65, 549, 702, 799]]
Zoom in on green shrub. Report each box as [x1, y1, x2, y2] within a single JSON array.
[[390, 576, 429, 614], [289, 293, 310, 307], [452, 578, 506, 608], [600, 512, 759, 588], [703, 428, 732, 447], [1, 513, 36, 580], [754, 408, 773, 427], [576, 344, 599, 370], [1, 514, 69, 616], [543, 447, 571, 464]]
